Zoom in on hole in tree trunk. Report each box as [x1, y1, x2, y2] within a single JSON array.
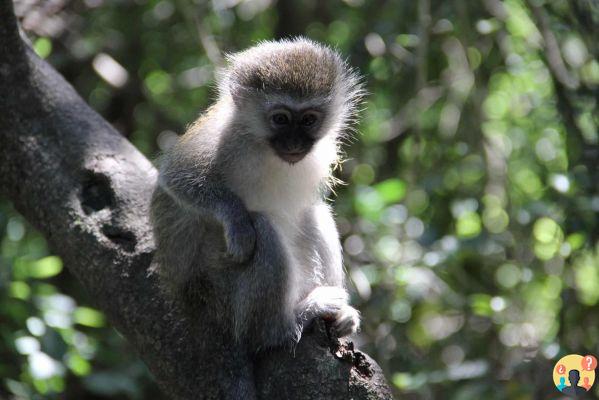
[[101, 224, 137, 252], [81, 171, 115, 214]]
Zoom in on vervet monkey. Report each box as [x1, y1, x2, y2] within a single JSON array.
[[151, 38, 363, 398]]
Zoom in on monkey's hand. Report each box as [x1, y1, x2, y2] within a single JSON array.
[[297, 286, 360, 338], [222, 211, 256, 264]]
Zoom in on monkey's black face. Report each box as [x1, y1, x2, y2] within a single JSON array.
[[267, 106, 324, 164]]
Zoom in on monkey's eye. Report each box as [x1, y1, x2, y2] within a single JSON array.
[[270, 110, 291, 127], [300, 111, 320, 127]]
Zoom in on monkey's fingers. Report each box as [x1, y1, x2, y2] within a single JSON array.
[[331, 305, 360, 338]]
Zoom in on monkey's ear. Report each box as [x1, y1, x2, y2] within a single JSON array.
[[229, 86, 246, 106], [217, 70, 246, 105], [229, 85, 255, 107]]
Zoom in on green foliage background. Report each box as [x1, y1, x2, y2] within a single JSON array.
[[1, 0, 597, 399]]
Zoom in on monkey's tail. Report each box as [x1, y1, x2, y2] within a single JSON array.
[[220, 347, 257, 400]]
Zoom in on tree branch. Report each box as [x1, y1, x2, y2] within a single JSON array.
[[0, 1, 393, 399], [0, 0, 23, 59], [526, 1, 598, 191], [528, 2, 579, 90]]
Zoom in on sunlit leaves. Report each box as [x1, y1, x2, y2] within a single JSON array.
[[392, 372, 426, 391], [512, 167, 544, 199], [12, 256, 63, 280], [469, 294, 493, 317], [390, 300, 412, 323], [580, 60, 599, 86], [532, 217, 563, 260], [404, 189, 429, 215], [574, 247, 599, 306], [74, 307, 106, 328], [30, 256, 63, 279], [504, 0, 541, 43], [66, 353, 92, 376], [457, 155, 485, 187], [144, 70, 172, 96], [483, 91, 510, 120], [354, 186, 385, 220], [351, 163, 376, 185], [0, 203, 110, 400], [374, 179, 407, 204], [33, 38, 52, 59], [28, 351, 63, 379], [26, 317, 46, 337], [354, 179, 408, 221], [328, 20, 351, 47], [495, 263, 522, 289], [9, 281, 31, 300], [14, 336, 40, 355], [456, 211, 482, 238], [482, 196, 509, 234], [561, 35, 589, 68], [567, 232, 586, 251]]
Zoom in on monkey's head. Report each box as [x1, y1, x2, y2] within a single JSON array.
[[219, 38, 363, 164]]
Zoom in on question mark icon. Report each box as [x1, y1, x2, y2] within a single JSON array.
[[556, 363, 566, 374], [581, 355, 597, 371]]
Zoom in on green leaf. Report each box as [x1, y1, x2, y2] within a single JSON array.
[[66, 353, 91, 376], [33, 38, 52, 59], [470, 293, 492, 316], [354, 186, 384, 219], [574, 249, 599, 306], [145, 70, 171, 95], [74, 307, 105, 328], [567, 232, 586, 250], [9, 282, 30, 300], [374, 179, 407, 204], [456, 211, 482, 238], [29, 256, 63, 279], [533, 217, 562, 244]]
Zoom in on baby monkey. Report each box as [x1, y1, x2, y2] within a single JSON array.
[[151, 38, 363, 398]]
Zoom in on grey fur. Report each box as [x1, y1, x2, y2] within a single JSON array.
[[150, 38, 363, 398]]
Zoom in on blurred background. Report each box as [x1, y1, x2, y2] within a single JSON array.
[[1, 0, 597, 399]]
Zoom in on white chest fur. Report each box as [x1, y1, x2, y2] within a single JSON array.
[[226, 135, 336, 221], [225, 136, 337, 304]]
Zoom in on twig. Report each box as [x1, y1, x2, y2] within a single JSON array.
[[175, 0, 223, 67], [528, 3, 579, 90]]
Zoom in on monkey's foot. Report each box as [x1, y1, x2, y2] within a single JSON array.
[[298, 286, 361, 338], [330, 304, 360, 337]]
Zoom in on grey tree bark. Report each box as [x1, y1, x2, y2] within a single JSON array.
[[0, 1, 393, 399]]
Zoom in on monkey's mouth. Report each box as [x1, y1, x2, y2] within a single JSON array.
[[276, 150, 308, 164], [269, 136, 313, 164]]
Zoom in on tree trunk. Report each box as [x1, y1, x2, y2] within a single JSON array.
[[0, 1, 393, 399]]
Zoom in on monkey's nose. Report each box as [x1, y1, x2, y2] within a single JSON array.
[[282, 138, 305, 153], [277, 144, 308, 163], [271, 139, 309, 164], [279, 151, 307, 164], [270, 133, 314, 164]]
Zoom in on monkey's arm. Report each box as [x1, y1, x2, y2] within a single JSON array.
[[306, 202, 344, 286], [157, 159, 255, 264], [295, 203, 360, 337]]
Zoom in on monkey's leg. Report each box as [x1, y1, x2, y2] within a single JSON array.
[[217, 345, 257, 400], [232, 212, 300, 349]]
